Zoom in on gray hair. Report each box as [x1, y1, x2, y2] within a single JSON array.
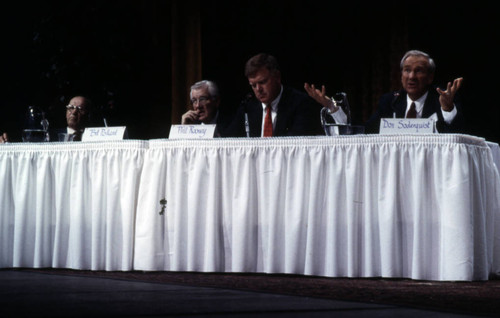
[[400, 50, 436, 74], [190, 80, 219, 99]]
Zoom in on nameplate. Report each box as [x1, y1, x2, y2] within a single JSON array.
[[379, 118, 435, 134], [82, 126, 127, 141], [169, 125, 216, 139]]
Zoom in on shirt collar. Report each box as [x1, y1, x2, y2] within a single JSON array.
[[261, 85, 283, 111], [67, 127, 84, 134]]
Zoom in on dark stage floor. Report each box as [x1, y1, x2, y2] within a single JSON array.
[[0, 269, 498, 317]]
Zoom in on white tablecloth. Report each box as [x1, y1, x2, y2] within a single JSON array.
[[0, 141, 146, 270], [1, 135, 500, 280], [487, 141, 500, 171], [134, 135, 500, 281]]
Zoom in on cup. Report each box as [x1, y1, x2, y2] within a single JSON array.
[[22, 129, 49, 142], [323, 124, 365, 136]]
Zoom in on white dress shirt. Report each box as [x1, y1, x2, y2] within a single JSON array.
[[328, 105, 348, 124], [406, 92, 457, 124]]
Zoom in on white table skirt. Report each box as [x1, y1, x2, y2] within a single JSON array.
[[134, 135, 500, 281], [0, 141, 146, 270], [1, 135, 500, 280]]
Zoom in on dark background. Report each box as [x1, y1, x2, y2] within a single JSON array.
[[1, 1, 498, 142]]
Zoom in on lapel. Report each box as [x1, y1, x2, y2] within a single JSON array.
[[246, 86, 291, 137], [247, 99, 263, 137], [422, 89, 440, 118], [274, 86, 289, 136], [396, 89, 440, 118], [393, 93, 407, 118]]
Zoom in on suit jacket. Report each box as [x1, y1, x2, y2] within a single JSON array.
[[48, 128, 67, 142], [365, 88, 465, 134], [48, 127, 85, 141], [177, 112, 223, 137], [221, 86, 323, 137]]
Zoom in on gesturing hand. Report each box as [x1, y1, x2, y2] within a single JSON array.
[[304, 83, 338, 113], [437, 77, 463, 112], [0, 132, 9, 143]]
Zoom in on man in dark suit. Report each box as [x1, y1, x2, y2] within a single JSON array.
[[222, 53, 322, 137], [366, 50, 464, 133], [1, 96, 92, 143], [181, 80, 221, 125], [49, 95, 92, 141], [180, 80, 237, 138], [180, 80, 227, 137]]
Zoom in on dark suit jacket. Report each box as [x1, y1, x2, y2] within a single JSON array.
[[365, 88, 465, 134], [221, 86, 323, 137], [48, 128, 80, 141]]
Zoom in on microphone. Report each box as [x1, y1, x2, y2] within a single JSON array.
[[241, 93, 253, 137], [390, 91, 401, 118], [244, 113, 250, 137], [100, 104, 109, 127]]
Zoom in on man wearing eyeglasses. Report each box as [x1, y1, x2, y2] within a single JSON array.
[[181, 80, 220, 125], [1, 96, 91, 143], [51, 95, 91, 141]]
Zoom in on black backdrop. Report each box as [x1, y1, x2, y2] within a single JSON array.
[[2, 1, 498, 142]]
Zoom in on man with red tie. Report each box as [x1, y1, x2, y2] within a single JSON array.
[[222, 53, 323, 137]]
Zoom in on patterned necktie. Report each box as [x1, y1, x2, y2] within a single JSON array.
[[263, 105, 273, 137], [72, 130, 82, 141], [406, 102, 417, 118]]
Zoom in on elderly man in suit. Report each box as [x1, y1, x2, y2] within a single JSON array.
[[305, 50, 464, 134], [366, 50, 464, 133], [56, 95, 92, 141], [0, 95, 92, 143]]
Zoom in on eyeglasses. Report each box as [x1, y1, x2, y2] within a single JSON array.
[[190, 96, 211, 105], [66, 105, 86, 113]]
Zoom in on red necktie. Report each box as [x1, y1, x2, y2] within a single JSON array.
[[406, 102, 417, 118], [263, 105, 273, 137]]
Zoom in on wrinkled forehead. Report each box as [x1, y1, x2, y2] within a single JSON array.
[[69, 96, 87, 107], [191, 86, 210, 98], [403, 55, 430, 70]]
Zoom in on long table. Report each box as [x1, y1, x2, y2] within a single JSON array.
[[1, 135, 499, 281]]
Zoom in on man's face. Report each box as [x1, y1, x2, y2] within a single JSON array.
[[248, 67, 281, 105], [66, 96, 89, 130], [191, 87, 219, 123], [401, 55, 434, 100]]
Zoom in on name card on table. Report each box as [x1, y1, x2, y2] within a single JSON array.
[[82, 126, 127, 141], [379, 118, 435, 134], [169, 125, 216, 139]]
